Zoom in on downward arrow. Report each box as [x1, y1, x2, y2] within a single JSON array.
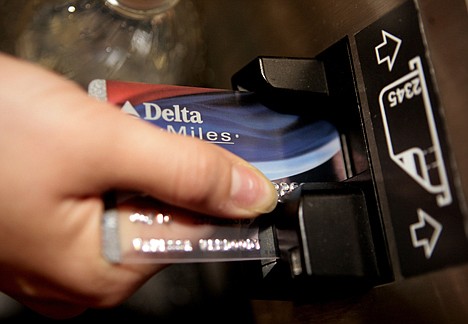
[[410, 209, 443, 259]]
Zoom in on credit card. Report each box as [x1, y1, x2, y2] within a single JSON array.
[[89, 79, 346, 263]]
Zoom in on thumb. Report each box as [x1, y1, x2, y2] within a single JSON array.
[[82, 96, 279, 218], [0, 51, 278, 219]]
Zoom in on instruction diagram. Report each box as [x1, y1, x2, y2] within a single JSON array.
[[378, 55, 452, 207]]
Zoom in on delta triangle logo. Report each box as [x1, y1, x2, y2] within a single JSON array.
[[121, 101, 141, 118]]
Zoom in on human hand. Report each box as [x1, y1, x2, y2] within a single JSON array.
[[0, 53, 278, 319]]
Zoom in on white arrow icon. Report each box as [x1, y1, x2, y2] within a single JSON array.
[[410, 209, 442, 259], [375, 30, 402, 72]]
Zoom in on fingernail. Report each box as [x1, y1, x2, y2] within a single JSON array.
[[230, 163, 278, 215]]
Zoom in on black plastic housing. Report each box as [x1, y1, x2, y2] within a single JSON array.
[[231, 37, 394, 299]]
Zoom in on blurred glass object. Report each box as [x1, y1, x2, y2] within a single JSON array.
[[15, 0, 204, 88]]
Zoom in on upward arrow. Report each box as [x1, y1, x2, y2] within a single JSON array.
[[375, 30, 402, 72]]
